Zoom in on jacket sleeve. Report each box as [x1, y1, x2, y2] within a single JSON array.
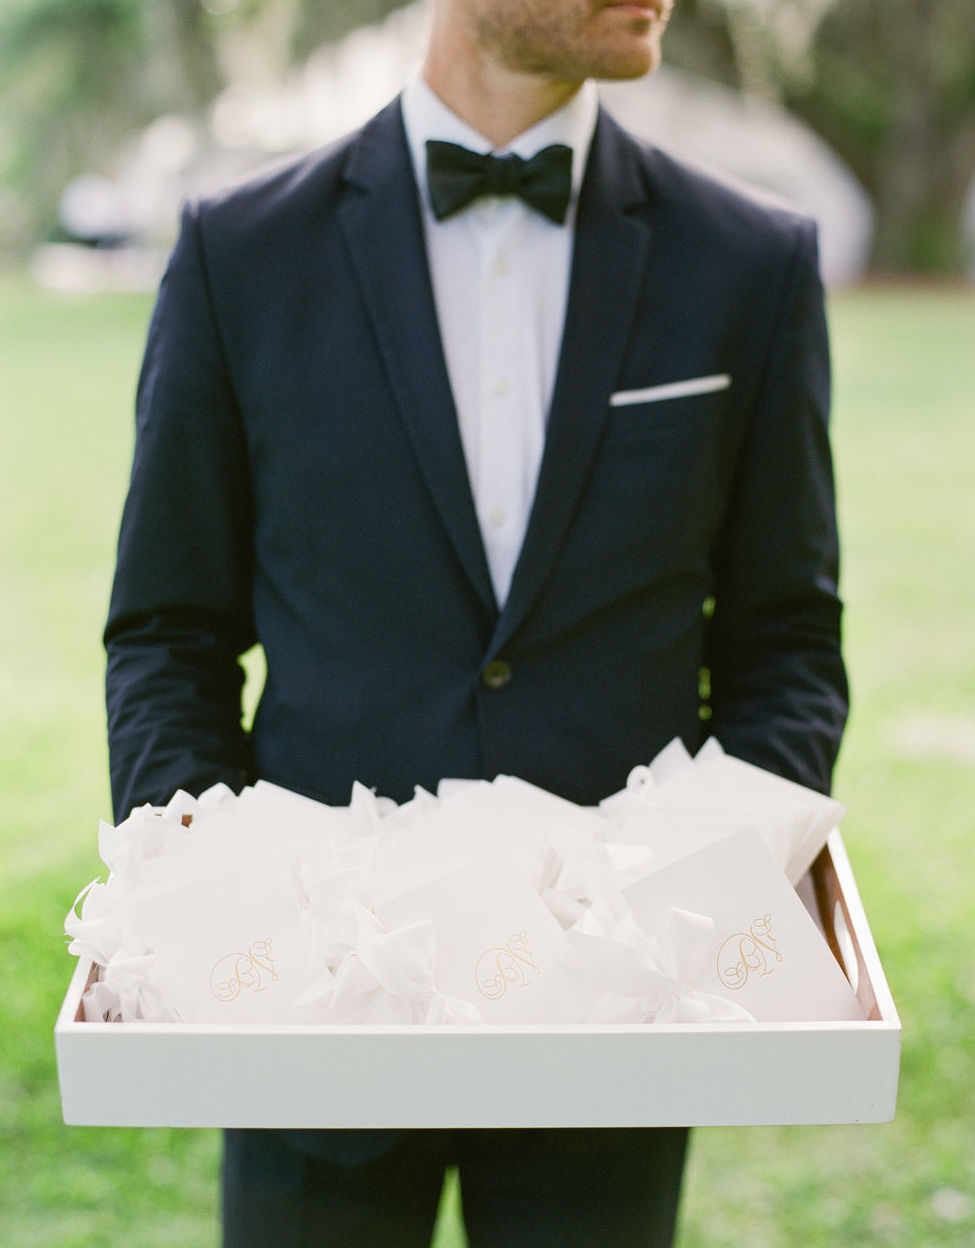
[[705, 219, 848, 794], [105, 200, 257, 820]]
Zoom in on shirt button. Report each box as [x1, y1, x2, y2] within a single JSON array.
[[494, 256, 510, 277], [481, 659, 513, 690], [489, 508, 507, 528], [492, 377, 510, 397]]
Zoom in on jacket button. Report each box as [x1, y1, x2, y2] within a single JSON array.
[[481, 659, 513, 690]]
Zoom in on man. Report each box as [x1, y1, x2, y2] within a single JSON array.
[[105, 0, 848, 1244]]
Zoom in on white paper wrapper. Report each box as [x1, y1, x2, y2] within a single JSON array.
[[624, 830, 863, 1022], [378, 862, 596, 1025], [65, 739, 854, 1028], [600, 739, 844, 884]]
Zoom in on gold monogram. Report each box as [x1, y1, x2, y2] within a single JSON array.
[[474, 931, 540, 1001], [715, 914, 782, 990], [209, 938, 278, 1003]]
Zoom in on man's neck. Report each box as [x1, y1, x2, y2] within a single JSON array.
[[422, 31, 582, 148]]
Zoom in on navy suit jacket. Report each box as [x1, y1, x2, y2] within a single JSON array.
[[105, 98, 848, 820]]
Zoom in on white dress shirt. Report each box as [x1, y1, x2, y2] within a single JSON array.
[[401, 77, 599, 608]]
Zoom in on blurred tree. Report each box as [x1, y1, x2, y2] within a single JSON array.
[[0, 0, 226, 247], [788, 0, 975, 273], [3, 0, 972, 272], [667, 0, 975, 274], [0, 0, 408, 250], [0, 0, 149, 246], [289, 0, 415, 58]]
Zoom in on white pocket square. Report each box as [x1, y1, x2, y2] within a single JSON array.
[[610, 373, 731, 407]]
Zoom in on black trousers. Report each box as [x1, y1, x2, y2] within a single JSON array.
[[223, 1127, 688, 1247]]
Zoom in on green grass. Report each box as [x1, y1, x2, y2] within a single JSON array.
[[1, 275, 974, 1245]]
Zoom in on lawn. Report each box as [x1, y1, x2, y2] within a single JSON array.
[[1, 275, 973, 1246]]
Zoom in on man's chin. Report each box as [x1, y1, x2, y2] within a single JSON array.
[[591, 45, 660, 82]]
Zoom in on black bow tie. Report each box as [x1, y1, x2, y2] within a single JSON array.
[[425, 140, 574, 225]]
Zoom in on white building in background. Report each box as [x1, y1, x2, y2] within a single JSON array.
[[40, 1, 873, 290], [598, 72, 873, 286]]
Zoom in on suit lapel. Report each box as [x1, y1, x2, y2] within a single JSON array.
[[337, 100, 497, 616], [490, 110, 653, 653]]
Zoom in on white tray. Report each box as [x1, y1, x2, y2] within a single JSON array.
[[55, 831, 900, 1128]]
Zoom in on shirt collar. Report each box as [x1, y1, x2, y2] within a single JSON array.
[[402, 75, 599, 217]]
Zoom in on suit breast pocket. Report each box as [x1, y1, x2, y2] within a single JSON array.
[[600, 387, 728, 446], [591, 388, 739, 531]]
